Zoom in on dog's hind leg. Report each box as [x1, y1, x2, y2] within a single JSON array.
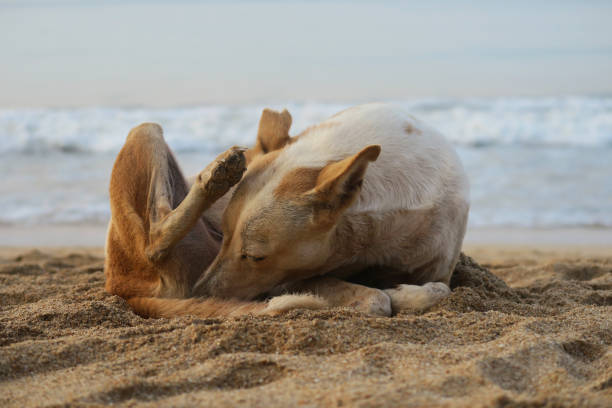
[[105, 123, 245, 299], [145, 144, 246, 264]]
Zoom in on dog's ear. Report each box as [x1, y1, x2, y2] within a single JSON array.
[[245, 108, 292, 163], [308, 145, 381, 221]]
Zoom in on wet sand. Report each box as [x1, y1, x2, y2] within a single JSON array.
[[1, 247, 610, 407]]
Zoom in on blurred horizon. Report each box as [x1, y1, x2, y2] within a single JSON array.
[[1, 0, 612, 108]]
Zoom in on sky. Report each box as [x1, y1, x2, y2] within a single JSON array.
[[1, 0, 612, 107]]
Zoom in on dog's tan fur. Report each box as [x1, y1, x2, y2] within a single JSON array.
[[104, 122, 327, 318], [105, 104, 469, 318]]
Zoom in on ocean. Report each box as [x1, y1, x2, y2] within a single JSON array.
[[1, 97, 611, 229]]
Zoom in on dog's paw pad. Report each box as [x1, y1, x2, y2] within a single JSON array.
[[197, 146, 247, 197]]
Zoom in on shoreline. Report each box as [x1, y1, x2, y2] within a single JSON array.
[[1, 224, 611, 250]]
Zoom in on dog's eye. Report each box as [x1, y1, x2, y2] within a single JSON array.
[[241, 254, 265, 262]]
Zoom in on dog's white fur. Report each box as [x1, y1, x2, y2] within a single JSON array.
[[264, 293, 329, 314], [201, 103, 470, 312]]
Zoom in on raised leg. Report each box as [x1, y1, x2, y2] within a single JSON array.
[[280, 276, 392, 316], [105, 123, 245, 300], [146, 144, 246, 263], [105, 123, 331, 318]]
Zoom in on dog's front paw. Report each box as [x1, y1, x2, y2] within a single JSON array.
[[261, 294, 328, 315], [349, 288, 392, 317], [384, 282, 451, 313], [196, 146, 247, 198]]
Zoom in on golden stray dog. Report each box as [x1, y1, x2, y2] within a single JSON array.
[[104, 103, 469, 318]]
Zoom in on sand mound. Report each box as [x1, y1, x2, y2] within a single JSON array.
[[1, 250, 610, 407]]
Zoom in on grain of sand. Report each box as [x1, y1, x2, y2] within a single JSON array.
[[1, 249, 611, 407]]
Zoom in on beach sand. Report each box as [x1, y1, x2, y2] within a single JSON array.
[[1, 246, 610, 407]]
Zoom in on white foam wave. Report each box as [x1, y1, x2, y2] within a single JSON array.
[[1, 97, 611, 155], [1, 98, 611, 229]]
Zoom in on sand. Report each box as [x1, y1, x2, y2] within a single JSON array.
[[1, 247, 611, 407]]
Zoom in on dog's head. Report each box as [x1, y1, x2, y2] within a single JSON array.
[[194, 109, 380, 299]]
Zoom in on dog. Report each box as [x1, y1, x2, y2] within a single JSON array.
[[104, 103, 469, 318]]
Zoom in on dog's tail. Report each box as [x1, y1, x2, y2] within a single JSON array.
[[126, 294, 327, 319]]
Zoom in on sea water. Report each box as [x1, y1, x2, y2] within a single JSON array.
[[1, 97, 611, 228]]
